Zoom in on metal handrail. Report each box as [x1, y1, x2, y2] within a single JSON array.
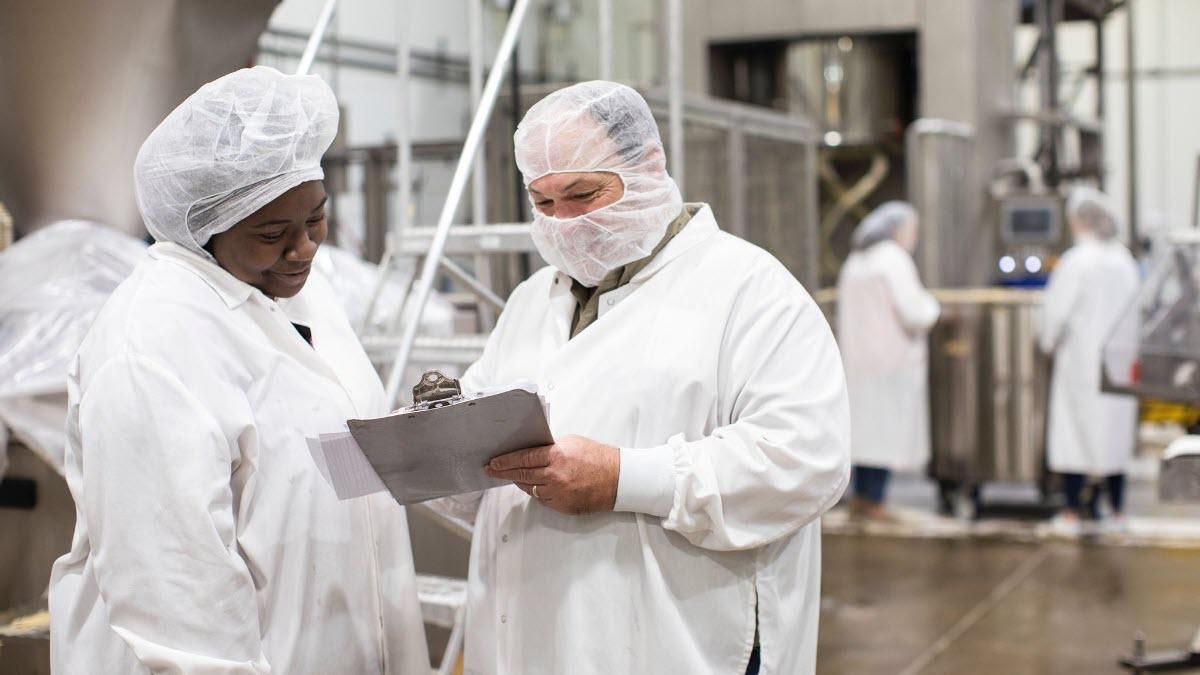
[[296, 0, 340, 76], [383, 0, 534, 404]]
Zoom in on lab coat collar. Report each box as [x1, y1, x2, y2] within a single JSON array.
[[148, 242, 256, 310], [547, 202, 720, 293], [630, 203, 718, 283]]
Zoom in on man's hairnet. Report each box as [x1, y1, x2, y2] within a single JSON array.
[[851, 201, 918, 251], [1067, 186, 1120, 240], [514, 81, 682, 287], [134, 66, 339, 257]]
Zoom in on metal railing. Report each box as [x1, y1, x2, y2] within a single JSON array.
[[295, 0, 340, 76], [381, 0, 534, 404]]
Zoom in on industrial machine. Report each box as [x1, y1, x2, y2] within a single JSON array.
[[995, 193, 1065, 285], [1101, 232, 1200, 672], [927, 288, 1052, 516]]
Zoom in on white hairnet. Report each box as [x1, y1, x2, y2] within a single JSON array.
[[514, 81, 682, 287], [134, 66, 339, 257], [852, 201, 918, 251], [1067, 186, 1120, 240]]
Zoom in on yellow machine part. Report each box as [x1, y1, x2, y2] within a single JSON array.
[[1141, 400, 1200, 427]]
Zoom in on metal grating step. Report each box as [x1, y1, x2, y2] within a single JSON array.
[[362, 333, 489, 365], [417, 573, 467, 630], [394, 223, 538, 256]]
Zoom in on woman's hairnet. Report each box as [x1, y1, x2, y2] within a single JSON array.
[[514, 81, 682, 286], [1066, 186, 1120, 240], [851, 201, 918, 251], [134, 66, 339, 257]]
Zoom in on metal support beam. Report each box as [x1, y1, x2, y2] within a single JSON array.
[[296, 0, 339, 75], [666, 0, 684, 193], [727, 127, 746, 238], [509, 0, 526, 224], [439, 257, 506, 312], [1095, 16, 1106, 190], [1035, 0, 1064, 186], [598, 0, 613, 81], [1124, 0, 1140, 249], [468, 0, 495, 329], [384, 0, 533, 404], [397, 0, 412, 232]]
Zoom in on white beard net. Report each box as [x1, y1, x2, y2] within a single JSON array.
[[134, 66, 339, 257], [514, 81, 683, 287]]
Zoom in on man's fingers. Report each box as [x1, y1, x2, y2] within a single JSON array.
[[488, 444, 553, 472], [488, 466, 547, 485]]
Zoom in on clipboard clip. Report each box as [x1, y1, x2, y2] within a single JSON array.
[[409, 370, 464, 411]]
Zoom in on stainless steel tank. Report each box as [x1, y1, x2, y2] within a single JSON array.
[[928, 288, 1050, 489], [0, 0, 279, 237], [784, 36, 908, 146]]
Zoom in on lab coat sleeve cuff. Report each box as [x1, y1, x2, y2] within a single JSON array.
[[613, 445, 676, 517]]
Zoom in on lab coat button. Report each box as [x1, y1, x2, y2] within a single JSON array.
[[500, 614, 507, 624], [501, 534, 509, 543], [606, 298, 614, 306]]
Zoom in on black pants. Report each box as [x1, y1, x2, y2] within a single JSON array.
[[745, 644, 761, 675], [1062, 473, 1126, 515], [852, 465, 891, 503]]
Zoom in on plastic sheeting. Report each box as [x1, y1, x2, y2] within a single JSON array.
[[0, 221, 148, 475], [314, 243, 456, 338], [0, 226, 455, 479]]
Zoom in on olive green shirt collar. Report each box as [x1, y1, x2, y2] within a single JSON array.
[[569, 205, 697, 338]]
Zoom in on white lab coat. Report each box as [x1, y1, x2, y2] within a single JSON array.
[[441, 205, 850, 675], [1039, 236, 1140, 475], [48, 243, 429, 674], [836, 240, 940, 471]]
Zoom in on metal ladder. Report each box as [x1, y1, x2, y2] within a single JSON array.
[[294, 2, 539, 673], [358, 222, 539, 369], [294, 2, 685, 672]]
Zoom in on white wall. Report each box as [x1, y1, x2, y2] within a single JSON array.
[[1016, 0, 1200, 238], [256, 0, 661, 247]]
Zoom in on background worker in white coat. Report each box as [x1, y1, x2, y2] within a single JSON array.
[[1039, 187, 1140, 536], [836, 202, 940, 520], [438, 81, 850, 675], [48, 67, 429, 674]]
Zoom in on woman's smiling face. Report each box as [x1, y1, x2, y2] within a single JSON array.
[[207, 180, 328, 299]]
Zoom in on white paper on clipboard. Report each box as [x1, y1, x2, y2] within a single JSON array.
[[308, 385, 552, 505]]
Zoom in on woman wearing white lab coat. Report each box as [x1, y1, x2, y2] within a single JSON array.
[[836, 202, 940, 518], [437, 81, 850, 675], [1039, 187, 1140, 533], [48, 67, 429, 674]]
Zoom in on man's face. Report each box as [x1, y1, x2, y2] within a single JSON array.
[[208, 180, 328, 299], [528, 171, 625, 219]]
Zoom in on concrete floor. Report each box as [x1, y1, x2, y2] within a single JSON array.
[[5, 448, 1199, 674], [819, 534, 1200, 675], [4, 533, 1199, 674]]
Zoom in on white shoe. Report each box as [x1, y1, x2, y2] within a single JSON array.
[[1095, 515, 1129, 536], [1043, 513, 1083, 539]]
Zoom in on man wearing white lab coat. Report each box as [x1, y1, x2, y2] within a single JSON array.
[[1039, 187, 1140, 534], [49, 68, 429, 674], [441, 82, 850, 675], [836, 202, 940, 519]]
